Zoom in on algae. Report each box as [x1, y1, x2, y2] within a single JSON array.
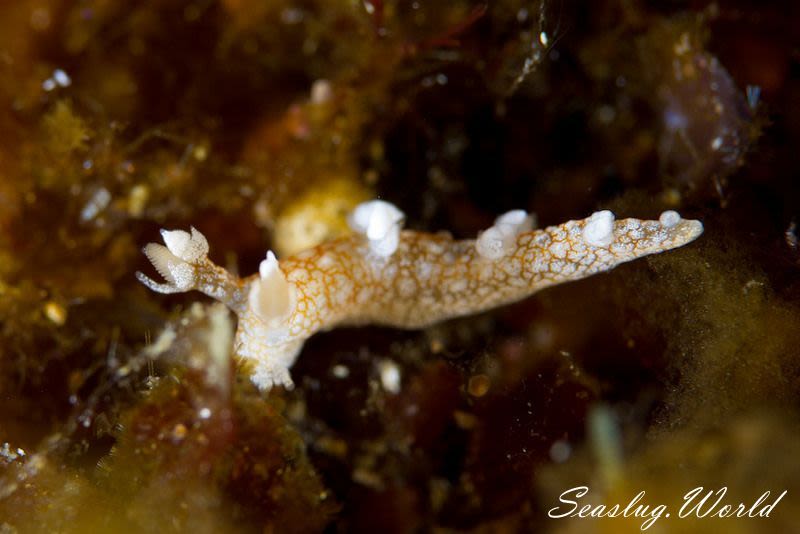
[[1, 1, 799, 532]]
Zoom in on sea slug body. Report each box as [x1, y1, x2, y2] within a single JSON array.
[[137, 201, 703, 391]]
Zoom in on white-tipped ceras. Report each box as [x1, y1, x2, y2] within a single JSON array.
[[137, 201, 703, 390]]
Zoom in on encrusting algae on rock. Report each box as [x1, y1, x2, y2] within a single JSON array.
[[138, 200, 703, 391], [2, 1, 799, 531]]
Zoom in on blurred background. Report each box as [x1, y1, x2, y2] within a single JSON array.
[[1, 1, 799, 532]]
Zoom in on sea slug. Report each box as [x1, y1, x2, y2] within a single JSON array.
[[137, 201, 703, 390]]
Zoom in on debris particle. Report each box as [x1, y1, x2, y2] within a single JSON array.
[[43, 301, 67, 325], [467, 374, 490, 397], [378, 359, 401, 394], [80, 188, 111, 222], [331, 364, 350, 378]]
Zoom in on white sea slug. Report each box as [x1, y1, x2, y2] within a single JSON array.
[[137, 201, 703, 391]]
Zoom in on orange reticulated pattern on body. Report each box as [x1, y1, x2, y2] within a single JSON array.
[[138, 205, 702, 390], [273, 214, 702, 332]]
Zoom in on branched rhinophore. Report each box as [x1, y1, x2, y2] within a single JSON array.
[[138, 201, 703, 390]]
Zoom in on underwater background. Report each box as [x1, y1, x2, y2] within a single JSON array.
[[1, 1, 799, 532]]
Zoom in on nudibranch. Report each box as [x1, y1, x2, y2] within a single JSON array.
[[137, 201, 703, 390]]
